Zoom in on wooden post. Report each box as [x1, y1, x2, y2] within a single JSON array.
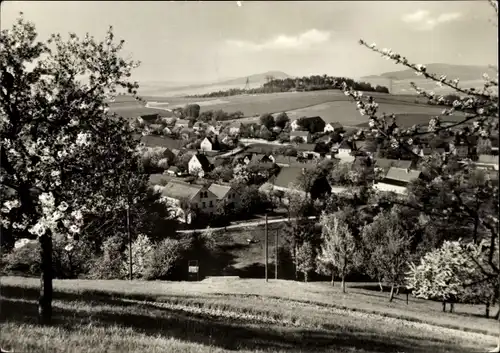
[[127, 206, 132, 280], [275, 229, 278, 280], [265, 214, 268, 282]]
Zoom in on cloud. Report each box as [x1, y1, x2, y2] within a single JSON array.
[[402, 9, 462, 31], [226, 29, 331, 52]]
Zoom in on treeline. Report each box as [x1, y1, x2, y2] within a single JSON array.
[[186, 75, 389, 98]]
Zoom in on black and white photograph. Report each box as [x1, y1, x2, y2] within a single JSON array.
[[0, 1, 498, 352]]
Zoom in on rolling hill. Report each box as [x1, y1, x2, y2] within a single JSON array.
[[138, 71, 292, 96], [361, 63, 498, 95]]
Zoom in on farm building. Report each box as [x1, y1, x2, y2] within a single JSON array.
[[324, 122, 343, 133], [374, 158, 415, 172], [290, 116, 326, 133], [373, 167, 422, 195], [208, 183, 240, 209], [200, 137, 220, 152]]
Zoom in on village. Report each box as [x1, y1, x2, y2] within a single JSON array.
[[137, 107, 500, 226]]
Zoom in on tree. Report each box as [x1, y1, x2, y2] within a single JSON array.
[[183, 104, 201, 119], [296, 241, 315, 282], [319, 212, 357, 293], [0, 16, 147, 323], [145, 238, 182, 280], [361, 208, 412, 301], [275, 112, 290, 129], [341, 2, 499, 348], [260, 113, 275, 129]]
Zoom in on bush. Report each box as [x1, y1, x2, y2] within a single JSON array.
[[88, 235, 125, 280], [2, 239, 40, 276], [52, 235, 94, 279], [144, 238, 182, 280], [122, 234, 154, 279]]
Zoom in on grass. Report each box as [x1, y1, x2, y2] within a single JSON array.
[[1, 276, 497, 353]]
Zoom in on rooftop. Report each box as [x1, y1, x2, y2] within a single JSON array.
[[478, 155, 499, 164], [385, 167, 421, 183], [193, 153, 212, 171], [272, 167, 305, 189], [375, 158, 413, 170], [291, 130, 310, 136], [208, 183, 232, 199], [162, 180, 204, 201]]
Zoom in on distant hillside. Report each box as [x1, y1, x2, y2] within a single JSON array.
[[138, 71, 292, 96], [379, 64, 497, 81], [361, 64, 498, 95]]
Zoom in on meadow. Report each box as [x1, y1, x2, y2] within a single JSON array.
[[0, 276, 496, 353]]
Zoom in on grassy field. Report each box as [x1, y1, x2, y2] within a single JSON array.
[[0, 276, 497, 353]]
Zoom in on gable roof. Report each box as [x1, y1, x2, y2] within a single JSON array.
[[291, 130, 310, 137], [208, 184, 232, 199], [175, 119, 190, 125], [478, 155, 499, 164], [192, 153, 212, 171], [299, 116, 325, 123], [327, 122, 343, 128], [273, 155, 297, 165], [229, 121, 242, 128], [385, 167, 421, 183], [149, 173, 169, 185], [339, 140, 355, 150], [162, 181, 204, 201], [296, 143, 317, 152], [375, 158, 413, 170], [272, 167, 304, 189], [140, 135, 183, 150]]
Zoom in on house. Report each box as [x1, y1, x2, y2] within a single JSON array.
[[296, 143, 321, 159], [208, 183, 240, 209], [193, 121, 205, 132], [165, 166, 181, 177], [476, 155, 499, 170], [374, 158, 414, 172], [205, 125, 217, 135], [420, 147, 446, 157], [290, 116, 326, 133], [250, 153, 274, 164], [449, 142, 469, 159], [200, 137, 219, 152], [175, 119, 190, 129], [290, 130, 311, 143], [139, 135, 183, 150], [373, 167, 422, 195], [229, 121, 242, 135], [337, 140, 356, 156], [160, 181, 219, 223], [162, 127, 172, 135], [324, 122, 343, 133], [188, 153, 212, 178], [259, 167, 307, 199], [273, 155, 297, 167], [148, 173, 169, 186], [477, 137, 493, 152]]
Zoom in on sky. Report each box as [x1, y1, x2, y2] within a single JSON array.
[[1, 1, 497, 85]]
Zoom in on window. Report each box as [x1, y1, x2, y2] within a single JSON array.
[[202, 202, 206, 208], [209, 201, 213, 207]]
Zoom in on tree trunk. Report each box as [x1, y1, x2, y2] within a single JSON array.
[[304, 272, 308, 283], [395, 285, 400, 296], [389, 283, 395, 302], [39, 233, 53, 325], [341, 275, 346, 293], [449, 302, 454, 313], [331, 272, 335, 287], [378, 279, 384, 292], [294, 244, 298, 280], [486, 302, 491, 318], [442, 301, 446, 312]]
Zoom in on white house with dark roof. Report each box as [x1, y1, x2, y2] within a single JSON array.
[[200, 136, 219, 152], [188, 153, 212, 178], [324, 122, 343, 133], [373, 167, 422, 195], [228, 121, 242, 136]]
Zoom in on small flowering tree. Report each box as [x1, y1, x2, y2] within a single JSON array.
[[122, 234, 154, 279], [0, 15, 147, 323]]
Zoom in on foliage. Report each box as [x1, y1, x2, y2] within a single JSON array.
[[297, 117, 325, 134], [88, 235, 125, 280], [2, 239, 40, 276], [275, 112, 290, 129], [144, 238, 182, 280], [260, 113, 275, 129], [318, 212, 357, 291], [183, 104, 200, 119], [296, 241, 316, 282], [122, 234, 154, 279], [361, 208, 411, 297]]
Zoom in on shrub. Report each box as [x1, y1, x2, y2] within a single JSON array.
[[122, 234, 154, 279], [144, 238, 182, 280], [2, 239, 40, 276], [88, 235, 125, 280]]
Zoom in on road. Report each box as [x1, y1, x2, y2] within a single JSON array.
[[176, 216, 317, 234]]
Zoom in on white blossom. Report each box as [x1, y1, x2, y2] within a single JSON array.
[[369, 42, 376, 48], [71, 209, 83, 221], [415, 64, 426, 72], [75, 132, 91, 146], [39, 192, 55, 209], [51, 170, 61, 178], [69, 224, 80, 234], [29, 222, 47, 237]]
